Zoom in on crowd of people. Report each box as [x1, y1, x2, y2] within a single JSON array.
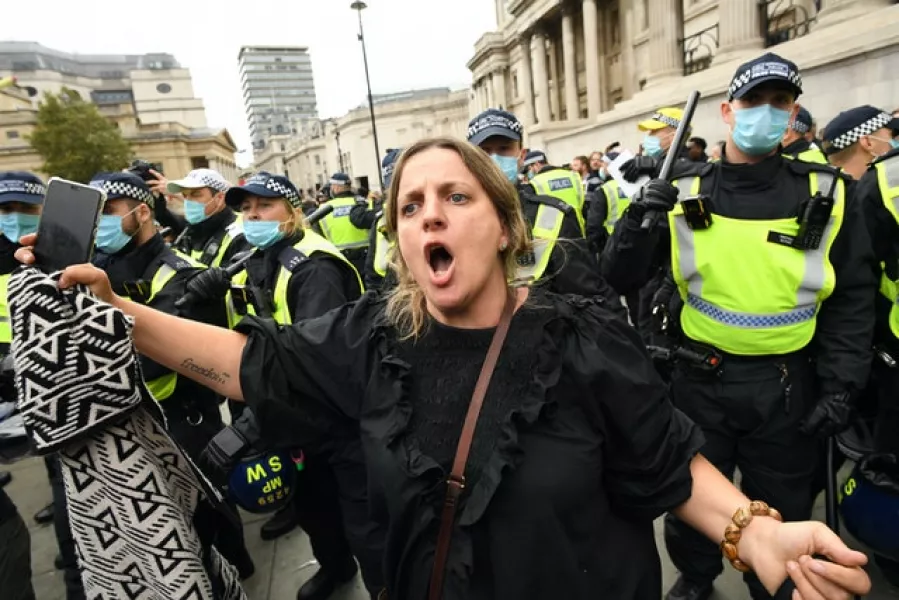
[[0, 48, 896, 600]]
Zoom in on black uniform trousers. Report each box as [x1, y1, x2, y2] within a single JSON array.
[[295, 447, 385, 597], [45, 455, 86, 600], [0, 488, 36, 600], [664, 348, 819, 600], [163, 398, 254, 575]]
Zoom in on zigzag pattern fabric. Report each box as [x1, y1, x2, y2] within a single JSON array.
[[8, 266, 246, 600]]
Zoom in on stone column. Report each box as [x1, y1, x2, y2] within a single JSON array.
[[494, 68, 508, 110], [583, 0, 601, 117], [644, 0, 683, 86], [532, 31, 551, 125], [486, 74, 495, 108], [817, 0, 892, 27], [715, 0, 764, 62], [619, 0, 636, 99], [547, 38, 561, 121], [518, 34, 535, 126], [562, 5, 579, 121]]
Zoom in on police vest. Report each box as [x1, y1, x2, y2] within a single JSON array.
[[227, 230, 364, 328], [188, 216, 244, 268], [530, 169, 586, 234], [0, 274, 11, 349], [372, 214, 393, 278], [512, 200, 567, 285], [600, 180, 632, 235], [794, 146, 828, 165], [320, 198, 369, 251], [874, 155, 899, 340], [669, 165, 845, 355], [121, 249, 203, 401]]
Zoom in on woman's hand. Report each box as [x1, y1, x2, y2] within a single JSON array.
[[14, 234, 118, 305], [741, 517, 870, 598]]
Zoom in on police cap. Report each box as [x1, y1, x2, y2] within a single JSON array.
[[727, 52, 802, 101], [822, 105, 899, 155], [0, 171, 45, 205], [89, 172, 154, 208]]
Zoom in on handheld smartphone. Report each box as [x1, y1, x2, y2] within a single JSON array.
[[32, 178, 106, 273]]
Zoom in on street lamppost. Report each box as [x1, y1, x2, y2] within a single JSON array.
[[350, 1, 384, 189], [329, 119, 346, 173]]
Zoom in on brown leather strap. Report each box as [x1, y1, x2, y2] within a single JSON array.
[[428, 291, 517, 600]]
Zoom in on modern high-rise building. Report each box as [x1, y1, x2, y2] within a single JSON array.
[[238, 46, 319, 148]]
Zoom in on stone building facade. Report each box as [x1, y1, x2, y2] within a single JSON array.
[[255, 88, 470, 193], [468, 0, 899, 160]]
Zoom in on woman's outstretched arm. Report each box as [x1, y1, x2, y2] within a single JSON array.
[[13, 238, 248, 400], [114, 294, 247, 400]]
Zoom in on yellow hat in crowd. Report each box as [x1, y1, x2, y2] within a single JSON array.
[[638, 107, 684, 131]]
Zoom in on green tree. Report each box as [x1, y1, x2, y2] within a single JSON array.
[[28, 88, 132, 183]]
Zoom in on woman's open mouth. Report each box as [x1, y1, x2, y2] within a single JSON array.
[[425, 242, 455, 286]]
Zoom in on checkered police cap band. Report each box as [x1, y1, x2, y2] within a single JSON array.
[[90, 179, 154, 208], [246, 173, 300, 207], [791, 120, 810, 134], [0, 179, 45, 197], [467, 113, 523, 139], [727, 62, 802, 100], [652, 112, 681, 129], [194, 171, 230, 193], [828, 112, 894, 152], [523, 152, 547, 167]]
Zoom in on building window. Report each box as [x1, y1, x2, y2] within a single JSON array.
[[275, 57, 282, 62], [191, 157, 210, 169], [512, 71, 519, 99], [156, 83, 172, 94], [6, 130, 19, 139]]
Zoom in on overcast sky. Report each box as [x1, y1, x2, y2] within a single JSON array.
[[5, 0, 496, 160]]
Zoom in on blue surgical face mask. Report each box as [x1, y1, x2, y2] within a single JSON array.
[[183, 199, 210, 225], [244, 220, 286, 249], [491, 154, 520, 183], [96, 213, 136, 254], [0, 212, 40, 244], [731, 104, 791, 156], [642, 134, 664, 158]]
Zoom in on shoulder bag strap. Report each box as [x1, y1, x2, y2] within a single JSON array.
[[428, 291, 517, 600]]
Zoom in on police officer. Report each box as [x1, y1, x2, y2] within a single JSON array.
[[363, 149, 401, 292], [523, 149, 587, 234], [163, 168, 252, 268], [822, 105, 899, 180], [88, 172, 256, 579], [850, 112, 899, 459], [585, 151, 606, 193], [314, 173, 370, 275], [189, 171, 384, 599], [590, 108, 691, 335], [0, 172, 43, 600], [466, 108, 625, 312], [600, 52, 876, 600], [782, 106, 827, 164]]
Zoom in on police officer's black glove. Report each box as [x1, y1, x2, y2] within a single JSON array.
[[620, 156, 659, 182], [626, 179, 679, 222], [800, 391, 855, 438], [175, 267, 231, 308], [198, 411, 263, 488]]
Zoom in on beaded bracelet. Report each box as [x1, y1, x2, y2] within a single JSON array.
[[720, 500, 783, 572]]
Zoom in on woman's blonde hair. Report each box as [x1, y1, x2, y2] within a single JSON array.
[[383, 137, 531, 339], [280, 198, 307, 236]]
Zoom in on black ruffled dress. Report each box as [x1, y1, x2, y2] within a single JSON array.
[[237, 288, 704, 600]]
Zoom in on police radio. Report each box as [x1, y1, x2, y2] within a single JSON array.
[[792, 194, 834, 250], [680, 195, 713, 230]]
